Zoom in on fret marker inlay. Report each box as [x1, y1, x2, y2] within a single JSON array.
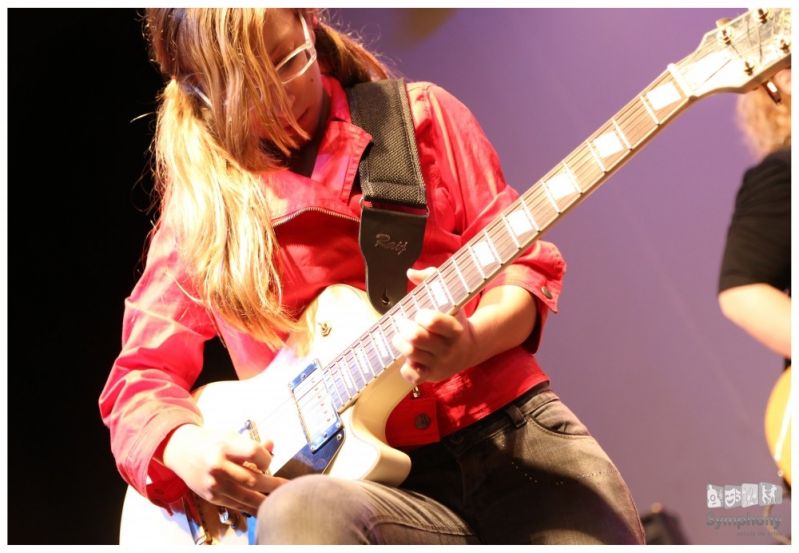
[[545, 169, 580, 200], [428, 280, 449, 309], [646, 82, 680, 110], [472, 240, 496, 268], [593, 131, 624, 159], [507, 209, 535, 236]]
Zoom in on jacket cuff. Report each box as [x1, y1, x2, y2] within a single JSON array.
[[483, 264, 560, 352], [127, 408, 203, 508]]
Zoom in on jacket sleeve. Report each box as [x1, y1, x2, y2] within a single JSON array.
[[99, 222, 218, 507], [418, 83, 566, 351]]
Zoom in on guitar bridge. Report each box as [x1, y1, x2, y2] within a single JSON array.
[[289, 360, 342, 453]]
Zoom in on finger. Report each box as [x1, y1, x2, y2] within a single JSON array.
[[199, 474, 266, 516], [224, 435, 273, 474], [415, 309, 462, 340], [219, 487, 268, 517], [220, 461, 278, 494], [210, 463, 270, 513], [396, 318, 438, 350], [392, 329, 440, 361], [212, 492, 263, 517], [406, 267, 437, 285], [227, 463, 289, 495], [400, 362, 427, 386]]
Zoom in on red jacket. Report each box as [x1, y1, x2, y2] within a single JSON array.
[[100, 76, 566, 508]]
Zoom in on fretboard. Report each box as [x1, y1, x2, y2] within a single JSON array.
[[320, 64, 696, 413]]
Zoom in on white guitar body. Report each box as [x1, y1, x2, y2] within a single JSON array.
[[120, 285, 413, 545]]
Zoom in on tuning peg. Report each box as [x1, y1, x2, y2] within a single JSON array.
[[716, 18, 732, 45], [761, 80, 782, 105], [757, 9, 770, 24]]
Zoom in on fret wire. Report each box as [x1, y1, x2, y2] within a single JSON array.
[[400, 295, 418, 321], [335, 368, 351, 404], [424, 272, 454, 312], [380, 316, 401, 357], [437, 264, 462, 302], [489, 222, 520, 261], [482, 229, 503, 264], [467, 241, 488, 281], [611, 118, 632, 150], [563, 163, 582, 195], [334, 368, 351, 406], [345, 351, 365, 389], [520, 195, 540, 231], [355, 346, 374, 380], [438, 261, 464, 297], [359, 337, 380, 375], [640, 94, 659, 124], [541, 181, 562, 214], [436, 271, 456, 307], [501, 214, 521, 249], [450, 257, 472, 296], [409, 288, 422, 313], [387, 306, 404, 340], [377, 326, 395, 362], [339, 359, 357, 396], [378, 314, 396, 345], [666, 63, 691, 97], [326, 366, 344, 405], [369, 329, 390, 366], [419, 284, 435, 310], [455, 248, 483, 289], [323, 367, 345, 407], [394, 301, 408, 322]]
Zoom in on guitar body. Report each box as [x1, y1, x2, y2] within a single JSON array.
[[764, 366, 791, 485], [119, 285, 413, 545]]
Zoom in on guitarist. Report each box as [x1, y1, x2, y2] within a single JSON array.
[[100, 8, 645, 544], [718, 69, 791, 369]]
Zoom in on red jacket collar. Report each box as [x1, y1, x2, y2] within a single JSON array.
[[261, 75, 372, 225]]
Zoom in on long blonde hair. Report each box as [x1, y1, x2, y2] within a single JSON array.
[[736, 76, 791, 159], [145, 8, 390, 347]]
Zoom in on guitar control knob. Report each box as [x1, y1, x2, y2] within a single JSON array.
[[319, 322, 332, 337]]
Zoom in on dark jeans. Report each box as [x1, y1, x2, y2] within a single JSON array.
[[257, 385, 645, 544]]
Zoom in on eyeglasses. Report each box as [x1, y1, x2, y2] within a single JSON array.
[[274, 14, 317, 85]]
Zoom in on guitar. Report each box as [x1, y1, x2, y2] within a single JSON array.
[[765, 366, 791, 485], [119, 8, 792, 545]]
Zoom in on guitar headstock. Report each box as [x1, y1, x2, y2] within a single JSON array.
[[676, 8, 791, 98]]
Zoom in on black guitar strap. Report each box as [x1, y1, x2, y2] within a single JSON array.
[[347, 79, 428, 314]]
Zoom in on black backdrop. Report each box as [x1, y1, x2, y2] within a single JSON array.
[[8, 8, 209, 544]]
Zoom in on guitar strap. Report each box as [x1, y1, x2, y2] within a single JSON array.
[[347, 79, 428, 314]]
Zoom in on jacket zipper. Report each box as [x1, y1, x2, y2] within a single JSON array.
[[272, 206, 359, 227]]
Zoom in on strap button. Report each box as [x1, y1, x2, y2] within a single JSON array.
[[414, 413, 431, 430]]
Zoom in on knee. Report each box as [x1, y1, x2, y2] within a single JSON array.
[[256, 475, 369, 544]]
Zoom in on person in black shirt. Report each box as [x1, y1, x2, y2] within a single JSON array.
[[718, 69, 791, 361]]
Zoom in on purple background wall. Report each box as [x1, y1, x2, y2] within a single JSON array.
[[333, 8, 790, 545]]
